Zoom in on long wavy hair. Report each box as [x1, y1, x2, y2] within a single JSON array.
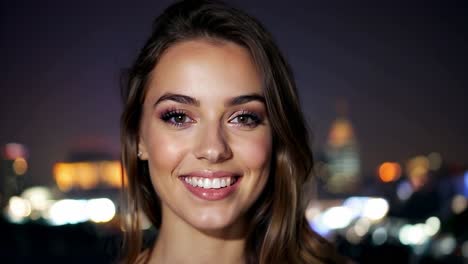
[[120, 0, 343, 263]]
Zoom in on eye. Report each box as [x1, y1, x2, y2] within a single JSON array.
[[229, 111, 262, 127], [160, 110, 194, 127]]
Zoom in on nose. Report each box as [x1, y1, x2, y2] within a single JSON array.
[[194, 122, 232, 163]]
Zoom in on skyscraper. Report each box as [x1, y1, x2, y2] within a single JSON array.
[[323, 102, 361, 194]]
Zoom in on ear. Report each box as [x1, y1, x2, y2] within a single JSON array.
[[138, 136, 149, 160]]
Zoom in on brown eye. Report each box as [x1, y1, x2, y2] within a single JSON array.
[[174, 114, 186, 123], [161, 110, 194, 127], [237, 116, 248, 124], [229, 111, 262, 127]]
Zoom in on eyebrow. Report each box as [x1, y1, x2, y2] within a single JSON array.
[[227, 93, 265, 106], [153, 92, 265, 107], [154, 93, 200, 107]]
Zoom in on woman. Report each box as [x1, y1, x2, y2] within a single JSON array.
[[120, 0, 344, 263]]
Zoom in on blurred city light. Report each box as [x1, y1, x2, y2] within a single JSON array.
[[353, 218, 371, 237], [343, 197, 389, 221], [397, 217, 441, 248], [362, 198, 389, 221], [321, 206, 353, 229], [434, 235, 457, 256], [6, 196, 31, 223], [100, 161, 123, 188], [3, 142, 28, 160], [12, 157, 28, 175], [53, 161, 123, 191], [464, 170, 468, 196], [342, 197, 367, 219], [378, 162, 401, 183], [399, 223, 429, 246], [372, 227, 388, 246], [75, 162, 99, 189], [451, 195, 467, 214], [48, 199, 89, 225], [396, 180, 413, 201], [345, 227, 363, 245], [87, 198, 116, 223], [21, 186, 53, 212], [305, 206, 321, 221], [406, 155, 430, 190], [46, 198, 116, 226], [424, 216, 441, 236], [53, 163, 75, 191]]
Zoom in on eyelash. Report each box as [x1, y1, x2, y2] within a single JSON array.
[[159, 109, 263, 128], [229, 110, 262, 128], [160, 109, 194, 127]]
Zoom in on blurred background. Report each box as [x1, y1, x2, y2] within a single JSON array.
[[1, 0, 467, 263]]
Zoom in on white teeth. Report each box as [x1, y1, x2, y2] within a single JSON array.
[[203, 178, 212, 188], [212, 178, 220, 189], [220, 178, 226, 188], [184, 177, 236, 189]]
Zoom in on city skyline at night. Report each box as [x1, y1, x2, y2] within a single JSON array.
[[1, 1, 467, 187]]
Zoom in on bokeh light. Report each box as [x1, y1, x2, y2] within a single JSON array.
[[424, 216, 441, 236], [378, 162, 401, 182], [451, 195, 467, 214], [12, 158, 28, 175], [399, 224, 428, 245], [321, 206, 353, 229], [362, 198, 389, 221], [372, 227, 388, 246], [53, 163, 75, 191], [87, 198, 116, 223], [48, 199, 89, 225], [397, 180, 414, 201], [406, 156, 430, 190], [6, 196, 32, 223], [100, 161, 123, 188]]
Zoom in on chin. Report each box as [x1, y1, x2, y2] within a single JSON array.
[[185, 208, 244, 235]]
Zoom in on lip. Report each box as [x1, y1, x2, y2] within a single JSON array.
[[179, 171, 241, 201]]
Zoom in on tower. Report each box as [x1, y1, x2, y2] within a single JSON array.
[[323, 101, 361, 194]]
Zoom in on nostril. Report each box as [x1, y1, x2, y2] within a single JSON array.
[[193, 124, 233, 162]]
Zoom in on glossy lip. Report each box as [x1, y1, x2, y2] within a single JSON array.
[[179, 171, 242, 201]]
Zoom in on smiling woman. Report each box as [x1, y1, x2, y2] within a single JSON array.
[[138, 39, 272, 237], [120, 0, 344, 263]]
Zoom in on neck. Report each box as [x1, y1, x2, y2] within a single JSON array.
[[148, 207, 247, 264]]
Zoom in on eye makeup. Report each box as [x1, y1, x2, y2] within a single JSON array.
[[228, 110, 264, 128], [160, 108, 194, 127], [156, 104, 266, 129]]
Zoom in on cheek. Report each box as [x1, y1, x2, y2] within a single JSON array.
[[234, 130, 272, 172], [145, 130, 189, 176]]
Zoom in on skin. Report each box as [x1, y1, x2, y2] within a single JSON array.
[[138, 39, 272, 263]]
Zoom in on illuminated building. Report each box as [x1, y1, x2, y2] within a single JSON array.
[[324, 115, 361, 194], [53, 151, 123, 192], [1, 143, 28, 208]]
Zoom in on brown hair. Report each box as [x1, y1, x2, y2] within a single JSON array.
[[120, 0, 343, 263]]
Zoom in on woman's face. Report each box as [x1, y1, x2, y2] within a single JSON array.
[[138, 39, 272, 233]]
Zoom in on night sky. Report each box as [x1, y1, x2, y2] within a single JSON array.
[[1, 0, 467, 186]]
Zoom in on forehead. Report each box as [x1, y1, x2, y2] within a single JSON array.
[[146, 39, 263, 102]]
